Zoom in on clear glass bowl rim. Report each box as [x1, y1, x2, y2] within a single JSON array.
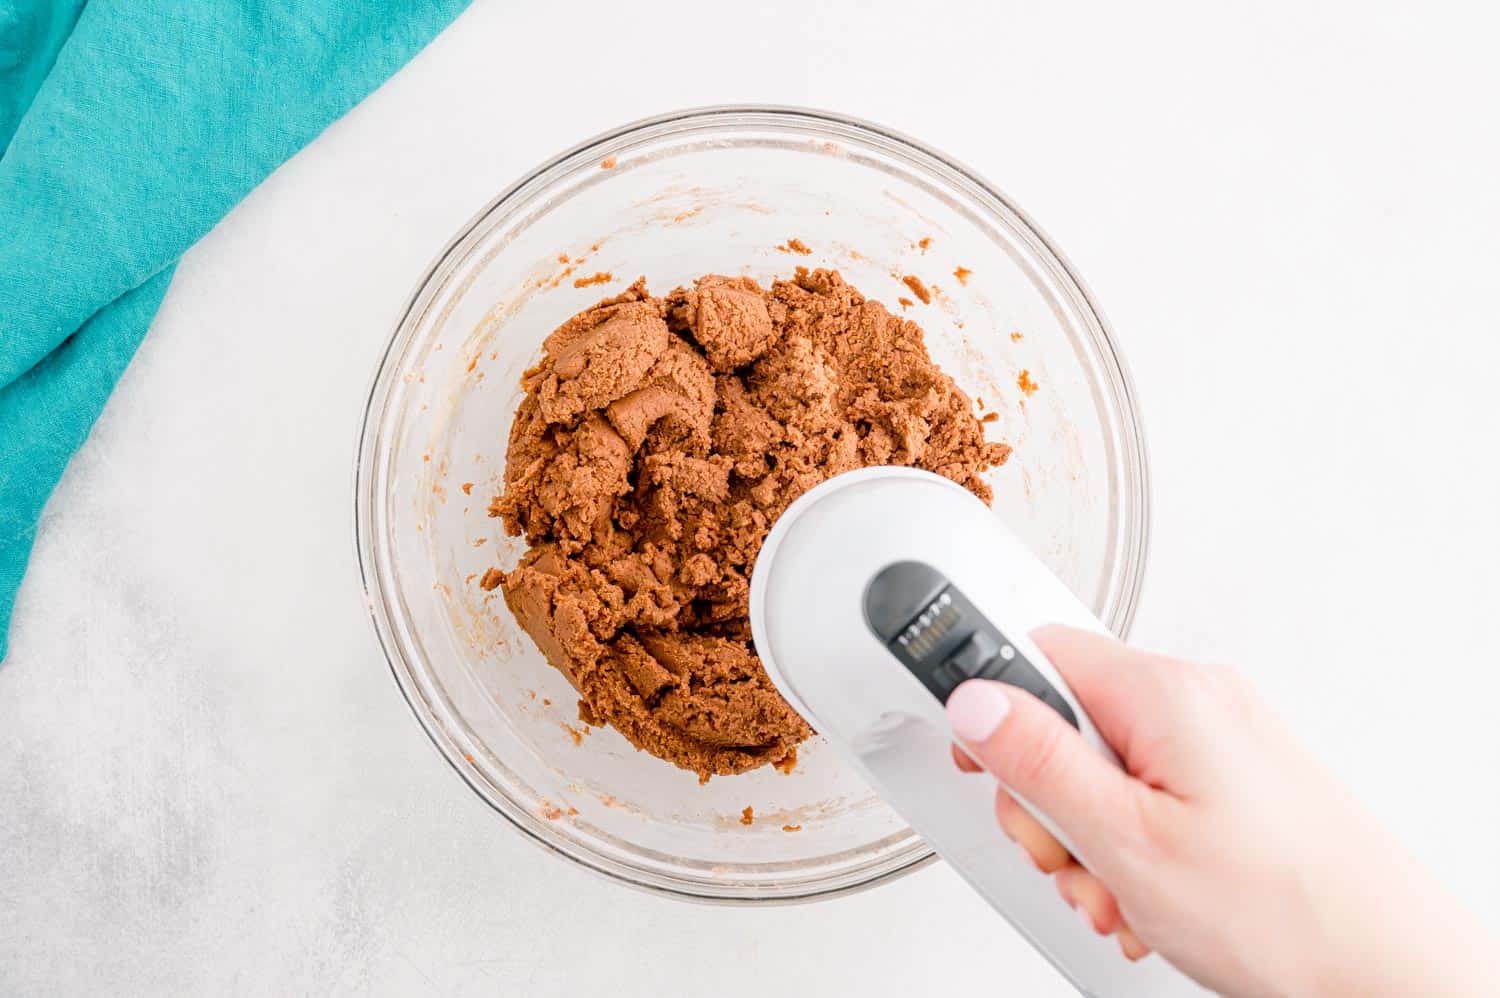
[[353, 104, 1152, 906]]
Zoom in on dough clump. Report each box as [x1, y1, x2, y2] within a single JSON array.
[[491, 270, 1010, 780]]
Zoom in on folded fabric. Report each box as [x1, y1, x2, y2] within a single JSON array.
[[0, 0, 472, 661]]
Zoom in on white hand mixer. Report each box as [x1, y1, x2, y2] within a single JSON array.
[[750, 466, 1207, 997]]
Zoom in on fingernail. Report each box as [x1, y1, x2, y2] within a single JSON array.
[[1079, 906, 1098, 934], [1118, 927, 1150, 961], [947, 680, 1012, 742]]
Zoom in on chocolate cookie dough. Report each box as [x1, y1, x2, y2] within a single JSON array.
[[491, 269, 1011, 780]]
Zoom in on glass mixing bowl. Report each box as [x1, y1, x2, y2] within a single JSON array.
[[354, 106, 1149, 903]]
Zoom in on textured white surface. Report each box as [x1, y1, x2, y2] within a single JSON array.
[[3, 1, 1498, 995]]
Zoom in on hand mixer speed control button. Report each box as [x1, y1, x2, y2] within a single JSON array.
[[863, 560, 1080, 730], [945, 632, 1000, 679]]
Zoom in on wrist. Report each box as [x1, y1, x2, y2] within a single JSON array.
[[1287, 865, 1496, 998]]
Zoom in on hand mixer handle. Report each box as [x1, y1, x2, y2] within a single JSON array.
[[859, 562, 1211, 994], [863, 559, 1121, 847], [849, 704, 1205, 997]]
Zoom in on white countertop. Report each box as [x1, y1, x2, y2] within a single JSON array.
[[3, 1, 1498, 994]]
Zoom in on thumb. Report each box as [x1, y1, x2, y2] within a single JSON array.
[[947, 678, 1143, 866]]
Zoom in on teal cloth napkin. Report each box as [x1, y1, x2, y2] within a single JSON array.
[[0, 0, 471, 661]]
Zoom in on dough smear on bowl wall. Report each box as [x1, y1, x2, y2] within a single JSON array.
[[487, 267, 1011, 781]]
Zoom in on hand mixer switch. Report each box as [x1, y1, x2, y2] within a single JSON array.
[[863, 560, 1080, 730], [945, 632, 1000, 680]]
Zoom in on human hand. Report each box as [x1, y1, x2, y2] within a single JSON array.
[[946, 625, 1500, 997]]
